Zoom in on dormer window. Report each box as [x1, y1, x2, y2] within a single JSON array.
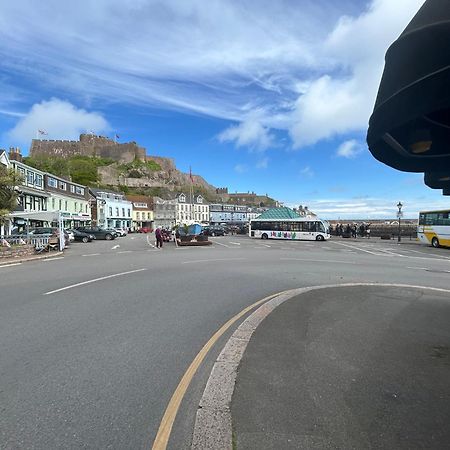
[[179, 194, 186, 203], [196, 195, 203, 204]]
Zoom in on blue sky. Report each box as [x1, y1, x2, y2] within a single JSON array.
[[1, 0, 446, 219]]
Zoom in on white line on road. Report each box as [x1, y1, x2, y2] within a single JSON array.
[[229, 242, 241, 245], [331, 241, 386, 256], [42, 257, 64, 262], [117, 250, 133, 254], [406, 266, 429, 270], [44, 268, 147, 295], [82, 253, 100, 257], [280, 257, 357, 264], [259, 244, 271, 248], [111, 245, 120, 250], [0, 263, 22, 268], [212, 241, 231, 248], [146, 235, 156, 249], [182, 257, 246, 264]]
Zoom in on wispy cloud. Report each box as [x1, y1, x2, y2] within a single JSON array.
[[7, 98, 110, 145], [299, 166, 314, 178], [336, 139, 364, 158], [234, 163, 247, 174], [256, 157, 269, 169], [0, 0, 424, 150]]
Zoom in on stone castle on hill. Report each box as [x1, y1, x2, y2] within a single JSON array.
[[30, 134, 146, 163], [29, 134, 215, 192]]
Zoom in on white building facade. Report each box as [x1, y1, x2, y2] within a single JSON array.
[[90, 189, 133, 229], [176, 193, 209, 224]]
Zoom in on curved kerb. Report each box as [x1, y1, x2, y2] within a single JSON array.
[[190, 282, 450, 450]]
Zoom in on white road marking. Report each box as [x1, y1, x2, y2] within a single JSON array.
[[117, 250, 132, 254], [44, 268, 147, 295], [146, 235, 157, 248], [0, 263, 22, 268], [111, 245, 120, 250], [42, 257, 64, 262], [406, 266, 429, 270], [331, 241, 386, 256], [212, 241, 231, 248], [280, 257, 357, 265], [82, 253, 100, 257], [229, 242, 241, 246], [259, 244, 271, 248], [182, 258, 246, 264]]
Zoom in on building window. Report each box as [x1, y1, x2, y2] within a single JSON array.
[[122, 208, 125, 217], [27, 171, 34, 184], [59, 199, 62, 210], [179, 194, 186, 203], [59, 181, 67, 190], [48, 177, 57, 188], [128, 208, 131, 217], [136, 212, 140, 220], [116, 207, 119, 216], [70, 185, 76, 193], [86, 205, 88, 213], [74, 202, 78, 212], [75, 186, 84, 195], [52, 198, 55, 209], [65, 200, 68, 210], [109, 207, 113, 216], [34, 174, 43, 187]]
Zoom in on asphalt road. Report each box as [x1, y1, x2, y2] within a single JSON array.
[[1, 234, 450, 449]]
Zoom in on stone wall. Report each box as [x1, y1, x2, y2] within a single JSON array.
[[0, 244, 35, 259], [30, 134, 146, 163]]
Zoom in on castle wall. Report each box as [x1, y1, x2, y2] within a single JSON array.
[[30, 134, 146, 163]]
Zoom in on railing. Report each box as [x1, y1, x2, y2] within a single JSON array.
[[1, 234, 51, 248]]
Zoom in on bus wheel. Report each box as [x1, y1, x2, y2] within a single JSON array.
[[432, 237, 440, 248], [261, 233, 268, 240], [316, 235, 325, 241]]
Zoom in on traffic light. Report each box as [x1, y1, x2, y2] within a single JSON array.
[[367, 0, 450, 177]]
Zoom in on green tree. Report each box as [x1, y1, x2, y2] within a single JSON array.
[[0, 166, 23, 225]]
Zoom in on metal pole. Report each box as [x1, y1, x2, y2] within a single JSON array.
[[398, 216, 401, 242]]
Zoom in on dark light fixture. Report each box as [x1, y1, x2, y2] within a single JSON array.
[[367, 0, 450, 174]]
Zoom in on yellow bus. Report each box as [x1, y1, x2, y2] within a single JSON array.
[[418, 209, 450, 248]]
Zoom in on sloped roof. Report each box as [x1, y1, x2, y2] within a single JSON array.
[[254, 207, 301, 220]]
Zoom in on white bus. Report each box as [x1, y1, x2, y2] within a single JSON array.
[[418, 209, 450, 248], [249, 218, 330, 241]]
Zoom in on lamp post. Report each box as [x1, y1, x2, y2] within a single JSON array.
[[397, 201, 403, 242]]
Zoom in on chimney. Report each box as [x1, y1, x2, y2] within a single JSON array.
[[9, 147, 23, 162]]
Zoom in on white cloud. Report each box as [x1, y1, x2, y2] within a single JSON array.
[[336, 139, 364, 159], [299, 166, 314, 178], [218, 117, 274, 151], [0, 0, 425, 149], [7, 98, 110, 145], [256, 157, 269, 169], [234, 164, 247, 174]]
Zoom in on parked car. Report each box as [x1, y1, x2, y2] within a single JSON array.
[[202, 226, 226, 236], [66, 230, 75, 241], [114, 227, 128, 237], [138, 227, 151, 233], [68, 229, 95, 243], [76, 227, 116, 240], [105, 228, 120, 238]]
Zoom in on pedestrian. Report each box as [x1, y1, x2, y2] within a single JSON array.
[[366, 224, 371, 239], [155, 227, 163, 248]]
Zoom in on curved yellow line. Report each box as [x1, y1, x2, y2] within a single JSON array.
[[151, 291, 284, 450]]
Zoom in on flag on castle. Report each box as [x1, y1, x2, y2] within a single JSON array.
[[189, 166, 194, 183], [38, 129, 47, 135], [115, 134, 120, 139]]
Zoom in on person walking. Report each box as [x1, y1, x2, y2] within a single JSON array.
[[155, 227, 163, 248]]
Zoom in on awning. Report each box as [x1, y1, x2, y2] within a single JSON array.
[[8, 210, 61, 222]]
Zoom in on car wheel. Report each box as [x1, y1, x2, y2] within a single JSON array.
[[432, 237, 440, 248], [316, 235, 325, 241], [82, 236, 88, 243], [105, 234, 112, 240], [261, 233, 268, 240]]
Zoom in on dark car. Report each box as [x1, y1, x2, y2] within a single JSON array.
[[69, 229, 95, 243], [76, 227, 116, 240], [202, 226, 226, 237]]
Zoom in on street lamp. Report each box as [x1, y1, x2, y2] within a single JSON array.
[[397, 201, 403, 242]]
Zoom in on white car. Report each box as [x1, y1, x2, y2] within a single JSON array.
[[114, 227, 128, 237], [65, 230, 75, 241]]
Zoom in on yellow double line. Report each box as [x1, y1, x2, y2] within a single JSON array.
[[151, 291, 282, 450]]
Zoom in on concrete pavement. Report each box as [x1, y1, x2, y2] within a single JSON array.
[[231, 285, 450, 449]]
